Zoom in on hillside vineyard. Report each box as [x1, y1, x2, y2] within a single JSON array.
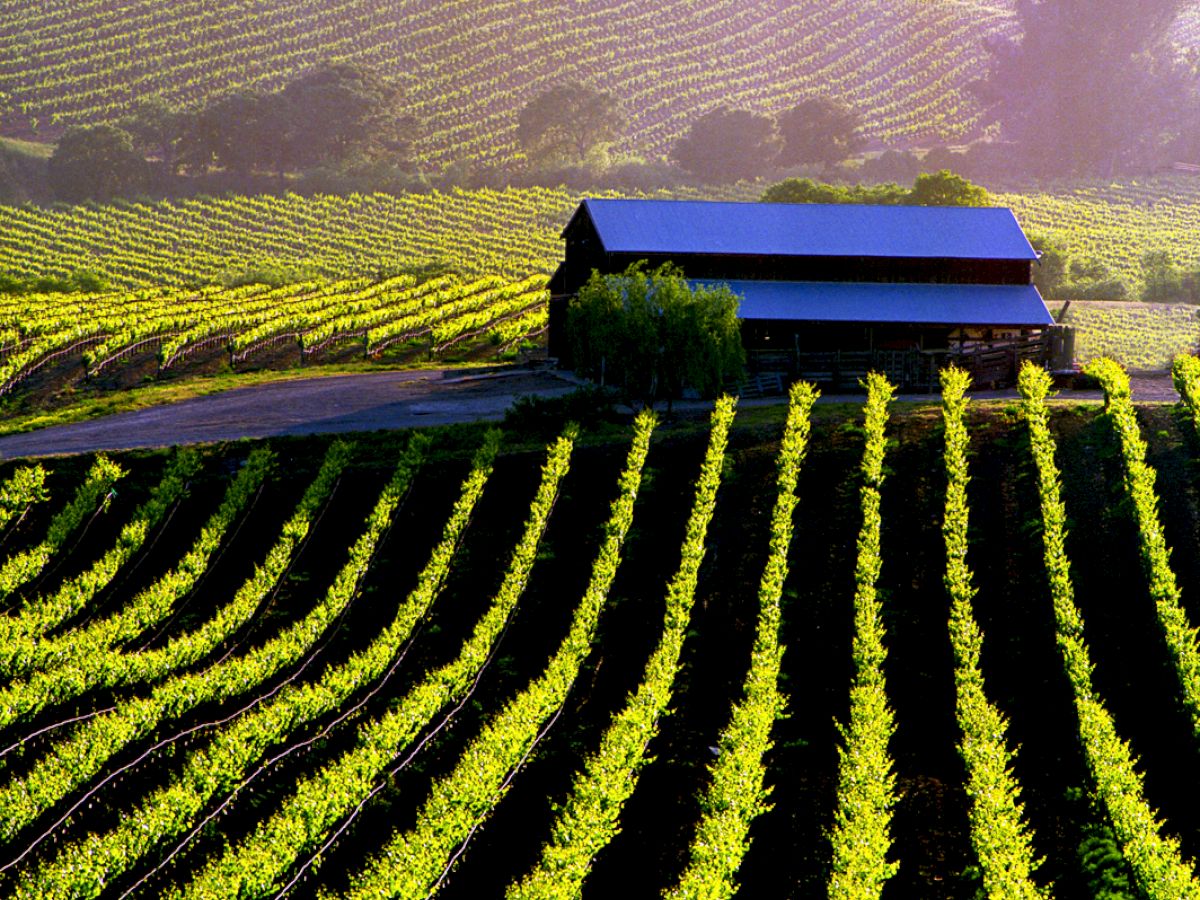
[[0, 274, 551, 403], [0, 0, 1016, 164], [2, 182, 1198, 292], [0, 360, 1199, 897], [0, 178, 1198, 407]]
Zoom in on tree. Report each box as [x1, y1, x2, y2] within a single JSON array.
[[921, 145, 966, 173], [281, 63, 415, 169], [567, 262, 744, 410], [517, 82, 624, 169], [776, 97, 863, 168], [761, 177, 907, 205], [48, 125, 147, 201], [1141, 249, 1184, 302], [975, 0, 1190, 174], [180, 90, 291, 175], [860, 149, 921, 183], [180, 65, 414, 176], [759, 171, 987, 206], [123, 98, 190, 176], [1182, 267, 1200, 304], [906, 169, 990, 206], [762, 177, 850, 204], [1066, 258, 1128, 299], [670, 106, 781, 183], [1026, 232, 1070, 298]]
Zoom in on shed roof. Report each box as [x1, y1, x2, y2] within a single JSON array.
[[690, 280, 1053, 327], [579, 198, 1039, 261]]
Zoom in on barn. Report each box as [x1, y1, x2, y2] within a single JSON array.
[[547, 198, 1067, 389]]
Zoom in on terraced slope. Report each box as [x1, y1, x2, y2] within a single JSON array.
[[0, 0, 1019, 167]]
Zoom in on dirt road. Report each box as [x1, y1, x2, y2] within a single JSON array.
[[0, 369, 576, 459], [0, 369, 1178, 461]]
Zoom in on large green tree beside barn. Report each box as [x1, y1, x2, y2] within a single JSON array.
[[567, 262, 744, 410]]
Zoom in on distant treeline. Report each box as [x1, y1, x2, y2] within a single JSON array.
[[13, 0, 1200, 202], [761, 173, 1200, 305], [41, 64, 416, 203]]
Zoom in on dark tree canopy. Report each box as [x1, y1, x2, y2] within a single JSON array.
[[976, 0, 1192, 174], [48, 124, 147, 201], [180, 90, 288, 175], [517, 82, 625, 168], [568, 262, 744, 409], [281, 63, 414, 168], [776, 97, 864, 168], [180, 64, 414, 176], [670, 106, 781, 183], [860, 149, 921, 183], [122, 98, 190, 175]]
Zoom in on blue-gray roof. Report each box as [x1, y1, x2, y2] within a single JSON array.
[[580, 198, 1038, 261], [690, 280, 1053, 327]]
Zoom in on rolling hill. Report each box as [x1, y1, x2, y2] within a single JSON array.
[[0, 0, 1023, 168]]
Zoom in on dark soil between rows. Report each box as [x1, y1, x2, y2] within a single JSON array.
[[0, 399, 1198, 898]]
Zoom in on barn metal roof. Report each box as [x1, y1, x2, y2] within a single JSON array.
[[580, 199, 1039, 261], [689, 280, 1054, 326]]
